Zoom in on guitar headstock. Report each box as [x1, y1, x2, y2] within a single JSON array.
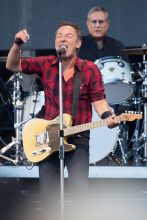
[[119, 111, 143, 122]]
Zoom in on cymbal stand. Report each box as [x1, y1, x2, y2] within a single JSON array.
[[0, 72, 23, 165], [142, 52, 147, 164], [14, 72, 24, 164], [131, 126, 142, 166]]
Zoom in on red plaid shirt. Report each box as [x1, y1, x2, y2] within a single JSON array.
[[21, 55, 105, 125]]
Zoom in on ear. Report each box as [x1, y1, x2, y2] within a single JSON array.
[[87, 20, 90, 30], [87, 20, 88, 25], [76, 39, 82, 49], [107, 20, 110, 29]]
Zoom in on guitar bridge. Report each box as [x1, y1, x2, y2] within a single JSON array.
[[32, 147, 51, 156]]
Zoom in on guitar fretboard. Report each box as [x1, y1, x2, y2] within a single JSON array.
[[64, 118, 109, 136]]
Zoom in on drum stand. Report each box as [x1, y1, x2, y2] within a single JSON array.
[[131, 52, 147, 166], [117, 122, 128, 165], [142, 56, 147, 164], [0, 73, 24, 165]]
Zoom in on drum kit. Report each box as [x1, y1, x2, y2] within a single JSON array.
[[0, 46, 147, 166], [90, 45, 147, 166]]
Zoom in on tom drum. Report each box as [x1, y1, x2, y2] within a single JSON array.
[[95, 56, 133, 105]]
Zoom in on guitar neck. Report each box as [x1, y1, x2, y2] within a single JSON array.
[[64, 118, 109, 136], [63, 111, 142, 137]]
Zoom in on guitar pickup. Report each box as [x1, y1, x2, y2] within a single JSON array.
[[36, 132, 49, 146]]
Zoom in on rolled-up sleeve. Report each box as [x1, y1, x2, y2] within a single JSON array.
[[89, 64, 106, 102]]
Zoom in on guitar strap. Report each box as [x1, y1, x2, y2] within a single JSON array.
[[72, 67, 82, 120]]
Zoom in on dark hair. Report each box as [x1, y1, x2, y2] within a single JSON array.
[[87, 6, 109, 21], [56, 21, 83, 41]]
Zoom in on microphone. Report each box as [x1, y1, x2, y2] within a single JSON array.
[[57, 45, 67, 55]]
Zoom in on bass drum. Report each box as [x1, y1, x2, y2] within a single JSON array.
[[90, 108, 119, 164], [95, 56, 133, 105], [23, 91, 45, 120]]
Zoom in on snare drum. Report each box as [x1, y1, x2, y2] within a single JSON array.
[[23, 91, 45, 120], [95, 56, 133, 105], [90, 107, 119, 164]]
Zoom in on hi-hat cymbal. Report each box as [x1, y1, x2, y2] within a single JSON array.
[[122, 46, 147, 55]]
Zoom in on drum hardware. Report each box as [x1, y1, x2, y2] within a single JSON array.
[[122, 45, 147, 56], [116, 122, 128, 165], [107, 152, 123, 165], [0, 80, 45, 165], [0, 77, 12, 105], [131, 97, 142, 105], [131, 63, 144, 82], [112, 109, 144, 166], [133, 138, 144, 166], [131, 46, 147, 163], [22, 91, 45, 121], [131, 128, 143, 166], [141, 56, 147, 163], [124, 99, 144, 165], [122, 45, 147, 164], [0, 73, 25, 165]]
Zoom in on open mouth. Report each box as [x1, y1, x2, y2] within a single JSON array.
[[57, 45, 68, 55], [59, 45, 68, 49]]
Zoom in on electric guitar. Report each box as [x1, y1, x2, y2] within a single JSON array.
[[22, 112, 142, 163]]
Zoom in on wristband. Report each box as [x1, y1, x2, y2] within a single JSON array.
[[101, 111, 113, 119], [14, 38, 24, 45]]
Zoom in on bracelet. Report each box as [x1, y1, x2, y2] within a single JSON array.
[[14, 38, 24, 45], [101, 111, 113, 119]]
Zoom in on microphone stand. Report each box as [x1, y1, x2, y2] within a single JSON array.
[[57, 51, 65, 220]]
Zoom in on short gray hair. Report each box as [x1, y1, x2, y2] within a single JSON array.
[[87, 6, 109, 21]]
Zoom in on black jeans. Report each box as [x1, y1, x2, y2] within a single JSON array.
[[39, 136, 89, 219]]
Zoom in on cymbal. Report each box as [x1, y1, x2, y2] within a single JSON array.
[[122, 47, 147, 55]]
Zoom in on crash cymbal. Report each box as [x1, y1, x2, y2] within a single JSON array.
[[122, 46, 147, 55]]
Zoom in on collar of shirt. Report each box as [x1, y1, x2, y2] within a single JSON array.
[[49, 55, 83, 72], [89, 34, 107, 49]]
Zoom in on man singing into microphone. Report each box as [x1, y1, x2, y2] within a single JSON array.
[[6, 21, 119, 220]]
